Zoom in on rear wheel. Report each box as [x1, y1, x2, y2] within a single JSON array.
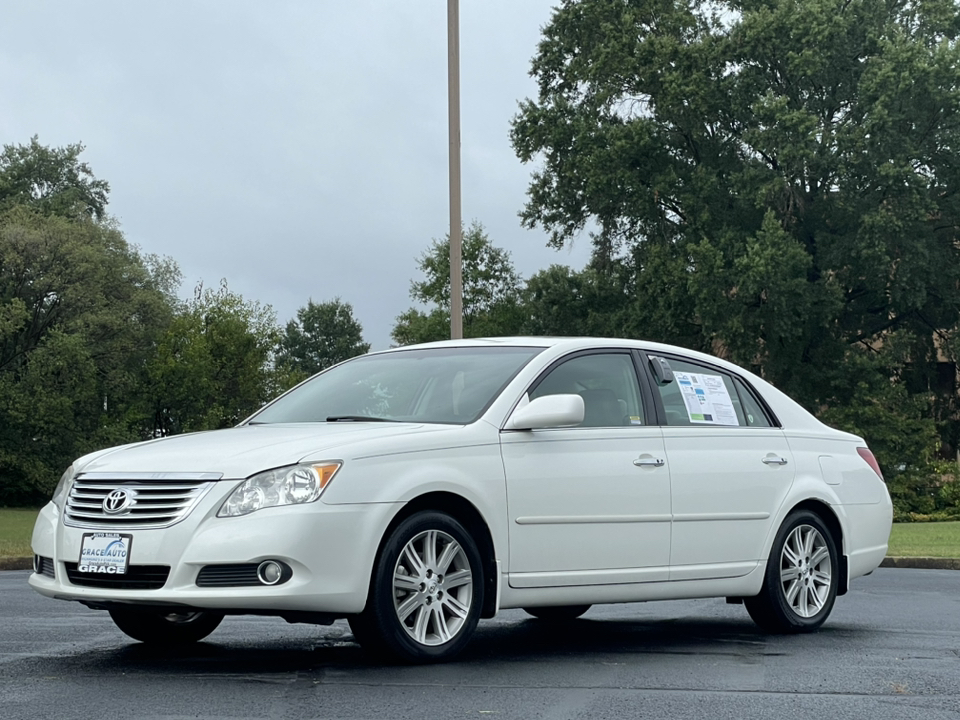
[[350, 511, 484, 663], [523, 605, 591, 621], [109, 608, 224, 645], [745, 510, 839, 633]]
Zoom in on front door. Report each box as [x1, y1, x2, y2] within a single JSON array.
[[500, 351, 672, 588]]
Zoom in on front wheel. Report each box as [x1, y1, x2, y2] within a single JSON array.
[[350, 511, 484, 663], [745, 510, 839, 633], [109, 608, 224, 645]]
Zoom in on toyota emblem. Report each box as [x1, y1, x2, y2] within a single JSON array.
[[102, 488, 133, 515]]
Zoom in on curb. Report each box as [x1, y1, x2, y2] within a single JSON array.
[[879, 556, 960, 571], [2, 556, 959, 571], [0, 557, 32, 571]]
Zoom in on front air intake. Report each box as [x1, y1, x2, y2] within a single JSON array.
[[196, 561, 292, 587]]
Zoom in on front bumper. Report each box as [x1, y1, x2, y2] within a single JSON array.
[[28, 485, 402, 615]]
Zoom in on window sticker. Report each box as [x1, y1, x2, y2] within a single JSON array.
[[673, 371, 739, 426]]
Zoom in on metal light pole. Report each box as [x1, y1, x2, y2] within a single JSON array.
[[447, 0, 463, 339]]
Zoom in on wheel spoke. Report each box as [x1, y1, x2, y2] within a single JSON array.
[[780, 566, 801, 582], [808, 586, 825, 612], [810, 546, 829, 567], [784, 577, 801, 605], [412, 605, 430, 643], [403, 544, 426, 576], [797, 584, 810, 616], [396, 593, 423, 622], [782, 538, 802, 567], [802, 527, 816, 557], [443, 568, 472, 589], [432, 607, 452, 644], [423, 530, 439, 569], [444, 593, 470, 619], [436, 540, 462, 575], [394, 572, 421, 592], [812, 569, 832, 586]]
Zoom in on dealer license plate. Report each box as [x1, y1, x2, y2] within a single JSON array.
[[78, 533, 132, 575]]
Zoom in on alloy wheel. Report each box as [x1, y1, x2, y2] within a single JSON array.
[[392, 529, 473, 646], [779, 523, 832, 618]]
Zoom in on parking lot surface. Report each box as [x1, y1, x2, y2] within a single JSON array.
[[1, 568, 958, 719]]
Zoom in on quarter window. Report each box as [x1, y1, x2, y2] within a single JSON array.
[[733, 376, 773, 427]]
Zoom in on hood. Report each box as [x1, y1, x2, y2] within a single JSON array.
[[76, 422, 450, 479]]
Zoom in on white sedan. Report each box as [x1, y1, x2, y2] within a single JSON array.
[[29, 338, 892, 662]]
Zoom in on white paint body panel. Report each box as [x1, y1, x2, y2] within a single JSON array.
[[501, 426, 670, 585], [665, 427, 795, 580]]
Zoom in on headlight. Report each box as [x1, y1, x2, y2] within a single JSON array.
[[218, 463, 341, 518], [51, 465, 76, 510]]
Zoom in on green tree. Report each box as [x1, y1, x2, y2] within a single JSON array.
[[511, 0, 960, 473], [521, 263, 631, 337], [0, 136, 110, 220], [277, 298, 370, 378], [144, 281, 281, 436], [392, 222, 525, 345], [0, 209, 176, 504], [0, 139, 292, 505]]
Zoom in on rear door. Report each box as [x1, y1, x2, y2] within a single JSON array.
[[643, 353, 795, 581]]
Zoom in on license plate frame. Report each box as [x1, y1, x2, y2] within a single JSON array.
[[78, 533, 132, 575]]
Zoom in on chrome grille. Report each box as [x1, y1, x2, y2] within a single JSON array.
[[64, 472, 220, 529]]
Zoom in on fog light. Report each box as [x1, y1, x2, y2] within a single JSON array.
[[257, 560, 284, 586]]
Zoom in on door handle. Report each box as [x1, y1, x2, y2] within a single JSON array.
[[634, 457, 665, 467], [762, 456, 788, 466]]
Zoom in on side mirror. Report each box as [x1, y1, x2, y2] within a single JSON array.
[[649, 355, 674, 385], [504, 394, 585, 431]]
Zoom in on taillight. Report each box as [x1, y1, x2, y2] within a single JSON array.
[[857, 447, 884, 480]]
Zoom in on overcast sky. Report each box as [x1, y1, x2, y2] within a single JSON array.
[[1, 1, 592, 349]]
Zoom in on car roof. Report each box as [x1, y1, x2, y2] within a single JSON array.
[[376, 336, 736, 368], [373, 337, 858, 439]]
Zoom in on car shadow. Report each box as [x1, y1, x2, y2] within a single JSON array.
[[62, 612, 866, 677]]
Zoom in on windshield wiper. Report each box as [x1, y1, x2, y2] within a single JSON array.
[[325, 415, 396, 423]]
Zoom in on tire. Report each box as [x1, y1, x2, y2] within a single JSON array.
[[109, 608, 224, 645], [350, 510, 484, 663], [523, 605, 591, 621], [745, 510, 839, 633]]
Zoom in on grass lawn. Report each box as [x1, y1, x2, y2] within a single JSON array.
[[888, 521, 960, 558], [1, 509, 959, 560], [0, 508, 39, 558]]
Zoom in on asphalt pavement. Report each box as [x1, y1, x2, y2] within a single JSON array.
[[1, 568, 959, 719]]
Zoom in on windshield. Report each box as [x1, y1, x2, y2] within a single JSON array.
[[249, 346, 543, 425]]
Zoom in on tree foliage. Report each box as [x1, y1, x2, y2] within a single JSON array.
[[511, 0, 960, 473], [392, 222, 525, 345], [522, 263, 631, 337], [0, 140, 283, 505], [277, 298, 370, 378], [0, 136, 110, 220], [0, 208, 175, 504], [144, 281, 280, 436]]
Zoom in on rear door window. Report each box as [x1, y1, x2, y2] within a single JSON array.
[[649, 356, 746, 427]]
